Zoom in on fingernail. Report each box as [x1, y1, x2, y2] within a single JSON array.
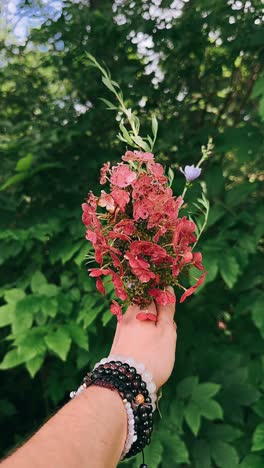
[[166, 286, 175, 295]]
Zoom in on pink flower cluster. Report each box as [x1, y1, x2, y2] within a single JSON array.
[[82, 150, 207, 321]]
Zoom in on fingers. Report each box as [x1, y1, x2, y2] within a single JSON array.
[[156, 286, 176, 328], [122, 301, 158, 325]]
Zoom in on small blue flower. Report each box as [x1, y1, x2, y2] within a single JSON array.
[[180, 165, 201, 182]]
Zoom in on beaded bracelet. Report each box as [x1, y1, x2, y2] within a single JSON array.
[[70, 357, 156, 465], [94, 354, 157, 411]]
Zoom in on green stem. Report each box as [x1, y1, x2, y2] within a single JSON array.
[[181, 182, 191, 199], [192, 202, 209, 249]]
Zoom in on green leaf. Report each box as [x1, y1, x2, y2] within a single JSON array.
[[226, 384, 260, 406], [77, 349, 90, 370], [38, 283, 59, 297], [251, 72, 264, 98], [169, 399, 185, 432], [252, 423, 264, 451], [119, 122, 134, 145], [184, 401, 201, 436], [13, 298, 35, 333], [74, 244, 91, 266], [252, 299, 264, 337], [151, 114, 158, 140], [219, 255, 240, 288], [168, 167, 174, 187], [45, 328, 72, 361], [253, 398, 264, 418], [102, 310, 113, 326], [50, 239, 83, 265], [67, 323, 89, 350], [26, 354, 45, 378], [198, 399, 223, 421], [192, 383, 221, 401], [170, 434, 190, 464], [143, 431, 163, 467], [0, 304, 13, 327], [31, 271, 47, 293], [0, 172, 30, 190], [0, 399, 16, 416], [16, 295, 40, 316], [102, 75, 116, 92], [239, 454, 264, 468], [131, 134, 151, 152], [177, 376, 199, 398], [99, 97, 117, 110], [225, 183, 256, 208], [17, 331, 46, 358], [210, 440, 239, 468], [79, 305, 102, 329], [192, 439, 211, 468], [41, 297, 58, 318], [202, 251, 219, 285], [15, 153, 33, 172], [205, 424, 243, 442], [4, 288, 25, 303], [0, 349, 25, 370]]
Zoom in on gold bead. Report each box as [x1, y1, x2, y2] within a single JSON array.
[[123, 398, 128, 404], [135, 394, 145, 404]]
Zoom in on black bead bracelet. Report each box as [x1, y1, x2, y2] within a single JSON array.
[[84, 361, 154, 460]]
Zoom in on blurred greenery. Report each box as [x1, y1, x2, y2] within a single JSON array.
[[0, 1, 263, 466]]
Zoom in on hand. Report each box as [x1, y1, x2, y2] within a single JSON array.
[[110, 287, 177, 390]]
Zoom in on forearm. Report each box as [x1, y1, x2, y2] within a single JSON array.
[[2, 386, 127, 468]]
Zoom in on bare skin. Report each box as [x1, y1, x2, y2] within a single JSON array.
[[1, 289, 177, 468]]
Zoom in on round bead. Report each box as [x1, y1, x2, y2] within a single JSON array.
[[140, 381, 146, 390], [148, 382, 156, 393], [140, 464, 148, 467], [142, 370, 152, 382], [133, 380, 140, 389], [135, 393, 145, 404], [137, 363, 145, 373], [125, 391, 134, 401]]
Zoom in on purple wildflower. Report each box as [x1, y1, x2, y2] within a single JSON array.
[[180, 165, 201, 182]]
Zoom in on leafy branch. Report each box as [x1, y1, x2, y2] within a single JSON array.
[[85, 53, 158, 152]]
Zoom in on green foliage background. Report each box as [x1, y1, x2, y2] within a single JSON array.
[[0, 1, 263, 466]]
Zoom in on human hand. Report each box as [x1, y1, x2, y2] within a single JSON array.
[[110, 287, 177, 390]]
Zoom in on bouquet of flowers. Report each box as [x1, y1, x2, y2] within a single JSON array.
[[82, 55, 212, 321]]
